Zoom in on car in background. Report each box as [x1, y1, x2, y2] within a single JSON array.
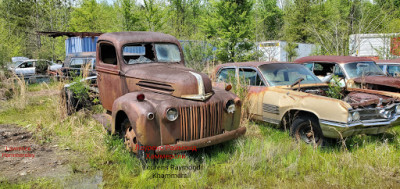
[[7, 57, 29, 70], [376, 58, 400, 77], [61, 52, 96, 77], [213, 62, 400, 145], [9, 59, 54, 76], [294, 56, 400, 93]]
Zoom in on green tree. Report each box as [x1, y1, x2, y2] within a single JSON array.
[[121, 0, 140, 31], [141, 0, 165, 31], [202, 0, 255, 63], [255, 0, 283, 41]]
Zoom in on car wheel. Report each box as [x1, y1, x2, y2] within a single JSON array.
[[120, 118, 153, 164], [290, 115, 324, 146]]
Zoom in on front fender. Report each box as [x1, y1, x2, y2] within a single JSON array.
[[111, 92, 161, 146]]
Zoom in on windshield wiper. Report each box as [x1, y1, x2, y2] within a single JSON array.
[[290, 78, 304, 91]]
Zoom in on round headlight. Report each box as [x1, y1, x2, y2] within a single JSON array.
[[352, 112, 360, 121], [347, 113, 353, 122], [226, 100, 235, 114], [384, 110, 392, 119], [166, 108, 179, 121], [396, 105, 400, 114]]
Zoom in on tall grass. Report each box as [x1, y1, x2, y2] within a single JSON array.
[[2, 72, 400, 187], [0, 72, 27, 110]]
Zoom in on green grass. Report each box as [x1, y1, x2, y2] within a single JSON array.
[[1, 82, 400, 188]]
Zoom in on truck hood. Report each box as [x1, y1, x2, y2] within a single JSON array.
[[124, 64, 213, 101], [353, 76, 400, 91]]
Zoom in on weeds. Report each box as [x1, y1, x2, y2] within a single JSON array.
[[0, 73, 27, 110], [326, 75, 344, 99]]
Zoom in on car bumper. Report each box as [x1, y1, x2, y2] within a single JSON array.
[[320, 115, 400, 138], [155, 126, 246, 155]]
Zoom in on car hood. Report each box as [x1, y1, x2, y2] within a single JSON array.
[[124, 64, 213, 101], [353, 76, 400, 89]]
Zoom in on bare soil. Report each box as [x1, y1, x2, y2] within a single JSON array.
[[0, 124, 72, 182]]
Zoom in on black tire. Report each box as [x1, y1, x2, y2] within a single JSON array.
[[290, 115, 324, 146]]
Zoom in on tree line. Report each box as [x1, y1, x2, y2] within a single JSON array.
[[0, 0, 399, 68]]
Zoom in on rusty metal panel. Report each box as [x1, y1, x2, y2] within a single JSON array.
[[179, 102, 224, 141]]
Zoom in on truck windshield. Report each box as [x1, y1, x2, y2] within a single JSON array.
[[123, 43, 181, 64], [343, 61, 385, 78], [259, 64, 322, 86]]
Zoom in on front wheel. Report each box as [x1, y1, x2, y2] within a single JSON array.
[[290, 116, 324, 146], [120, 118, 154, 164]]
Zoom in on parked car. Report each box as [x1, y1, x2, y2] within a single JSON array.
[[376, 58, 400, 77], [9, 59, 54, 76], [213, 62, 400, 145], [294, 56, 400, 93], [61, 52, 96, 77], [65, 32, 246, 160]]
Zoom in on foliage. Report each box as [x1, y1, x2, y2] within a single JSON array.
[[327, 75, 344, 100], [183, 41, 214, 72], [201, 0, 256, 63], [254, 0, 283, 41]]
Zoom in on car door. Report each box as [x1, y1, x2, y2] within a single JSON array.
[[15, 61, 35, 75], [238, 67, 266, 120], [214, 67, 237, 89]]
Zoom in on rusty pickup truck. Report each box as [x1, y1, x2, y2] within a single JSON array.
[[214, 62, 400, 145], [65, 32, 245, 160]]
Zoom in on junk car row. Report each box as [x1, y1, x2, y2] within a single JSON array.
[[60, 32, 400, 159]]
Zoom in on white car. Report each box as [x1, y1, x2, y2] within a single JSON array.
[[11, 59, 54, 76]]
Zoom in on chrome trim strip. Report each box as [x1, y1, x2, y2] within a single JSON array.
[[262, 117, 280, 124], [320, 115, 400, 128]]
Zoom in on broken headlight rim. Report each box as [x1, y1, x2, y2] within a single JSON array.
[[352, 111, 360, 121], [396, 104, 400, 114], [347, 112, 353, 122], [166, 108, 179, 121], [225, 100, 235, 114]]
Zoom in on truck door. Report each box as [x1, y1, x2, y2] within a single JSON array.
[[96, 42, 124, 111]]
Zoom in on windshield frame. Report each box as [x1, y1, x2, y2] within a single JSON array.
[[122, 42, 182, 65], [342, 61, 386, 79], [258, 63, 323, 86]]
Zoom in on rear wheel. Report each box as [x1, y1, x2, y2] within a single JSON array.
[[290, 116, 324, 146]]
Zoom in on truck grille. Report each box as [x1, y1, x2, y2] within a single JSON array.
[[179, 102, 224, 141], [137, 80, 174, 94]]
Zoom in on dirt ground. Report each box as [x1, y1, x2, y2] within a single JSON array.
[[0, 124, 72, 182]]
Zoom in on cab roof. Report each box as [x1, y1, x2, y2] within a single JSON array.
[[97, 32, 180, 47], [294, 56, 374, 64]]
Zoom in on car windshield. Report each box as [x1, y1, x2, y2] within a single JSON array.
[[343, 61, 385, 78], [123, 43, 181, 64], [259, 64, 322, 86], [70, 58, 95, 68]]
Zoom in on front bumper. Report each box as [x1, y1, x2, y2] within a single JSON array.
[[155, 126, 246, 155], [320, 115, 400, 138]]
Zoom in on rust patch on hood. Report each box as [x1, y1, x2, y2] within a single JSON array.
[[344, 91, 396, 108], [353, 76, 400, 90]]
